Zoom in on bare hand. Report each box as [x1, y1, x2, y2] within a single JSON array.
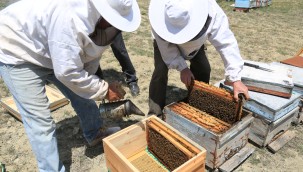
[[232, 80, 249, 102], [180, 68, 195, 88], [106, 82, 126, 102]]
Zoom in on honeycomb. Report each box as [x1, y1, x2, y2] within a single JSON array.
[[146, 118, 200, 171], [168, 102, 231, 134], [187, 80, 243, 124]]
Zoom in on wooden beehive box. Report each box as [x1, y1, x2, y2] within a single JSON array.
[[218, 81, 300, 152], [164, 81, 254, 170], [103, 115, 207, 172], [0, 85, 69, 121], [243, 90, 301, 122], [164, 104, 254, 170], [249, 107, 299, 151]]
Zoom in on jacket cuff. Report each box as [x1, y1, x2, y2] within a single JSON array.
[[92, 81, 109, 101]]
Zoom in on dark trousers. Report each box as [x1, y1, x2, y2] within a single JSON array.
[[148, 41, 211, 115], [96, 33, 138, 84]]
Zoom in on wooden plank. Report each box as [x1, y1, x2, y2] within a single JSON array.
[[0, 85, 69, 121], [0, 99, 22, 121], [175, 151, 206, 172], [219, 146, 255, 172], [267, 130, 296, 153], [103, 122, 147, 159], [103, 141, 138, 172]]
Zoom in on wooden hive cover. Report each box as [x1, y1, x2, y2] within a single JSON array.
[[236, 60, 294, 98], [187, 80, 243, 124], [280, 48, 303, 68], [270, 62, 303, 96], [0, 85, 69, 121]]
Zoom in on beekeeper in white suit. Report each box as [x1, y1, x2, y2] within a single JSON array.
[[148, 0, 250, 117], [0, 0, 141, 171]]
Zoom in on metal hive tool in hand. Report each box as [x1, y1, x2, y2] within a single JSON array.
[[187, 80, 244, 124]]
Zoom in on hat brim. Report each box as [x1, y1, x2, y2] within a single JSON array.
[[149, 0, 208, 44], [91, 0, 141, 32]]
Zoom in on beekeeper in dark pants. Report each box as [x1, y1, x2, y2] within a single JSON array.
[[148, 0, 249, 117]]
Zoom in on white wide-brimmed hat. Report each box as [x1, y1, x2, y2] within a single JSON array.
[[91, 0, 141, 32], [149, 0, 208, 44]]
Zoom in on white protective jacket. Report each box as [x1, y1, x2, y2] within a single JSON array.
[[0, 0, 109, 100], [153, 0, 244, 82]]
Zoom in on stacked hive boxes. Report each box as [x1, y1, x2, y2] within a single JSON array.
[[219, 78, 301, 151], [269, 62, 303, 124], [235, 0, 272, 9]]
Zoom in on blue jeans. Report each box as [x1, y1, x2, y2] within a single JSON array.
[[0, 62, 103, 172]]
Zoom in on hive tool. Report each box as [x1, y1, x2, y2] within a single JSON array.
[[244, 62, 273, 72], [99, 99, 145, 119]]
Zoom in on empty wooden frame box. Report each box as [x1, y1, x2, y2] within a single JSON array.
[[0, 85, 69, 121], [103, 115, 207, 172], [164, 81, 255, 171]]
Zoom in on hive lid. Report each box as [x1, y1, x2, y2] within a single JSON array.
[[280, 48, 303, 68], [218, 80, 301, 112], [270, 62, 303, 88]]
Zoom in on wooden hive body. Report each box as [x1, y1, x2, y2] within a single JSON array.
[[164, 81, 254, 170], [164, 105, 254, 169], [249, 107, 299, 152], [103, 116, 207, 172]]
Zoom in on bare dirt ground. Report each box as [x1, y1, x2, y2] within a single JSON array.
[[1, 0, 303, 171]]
